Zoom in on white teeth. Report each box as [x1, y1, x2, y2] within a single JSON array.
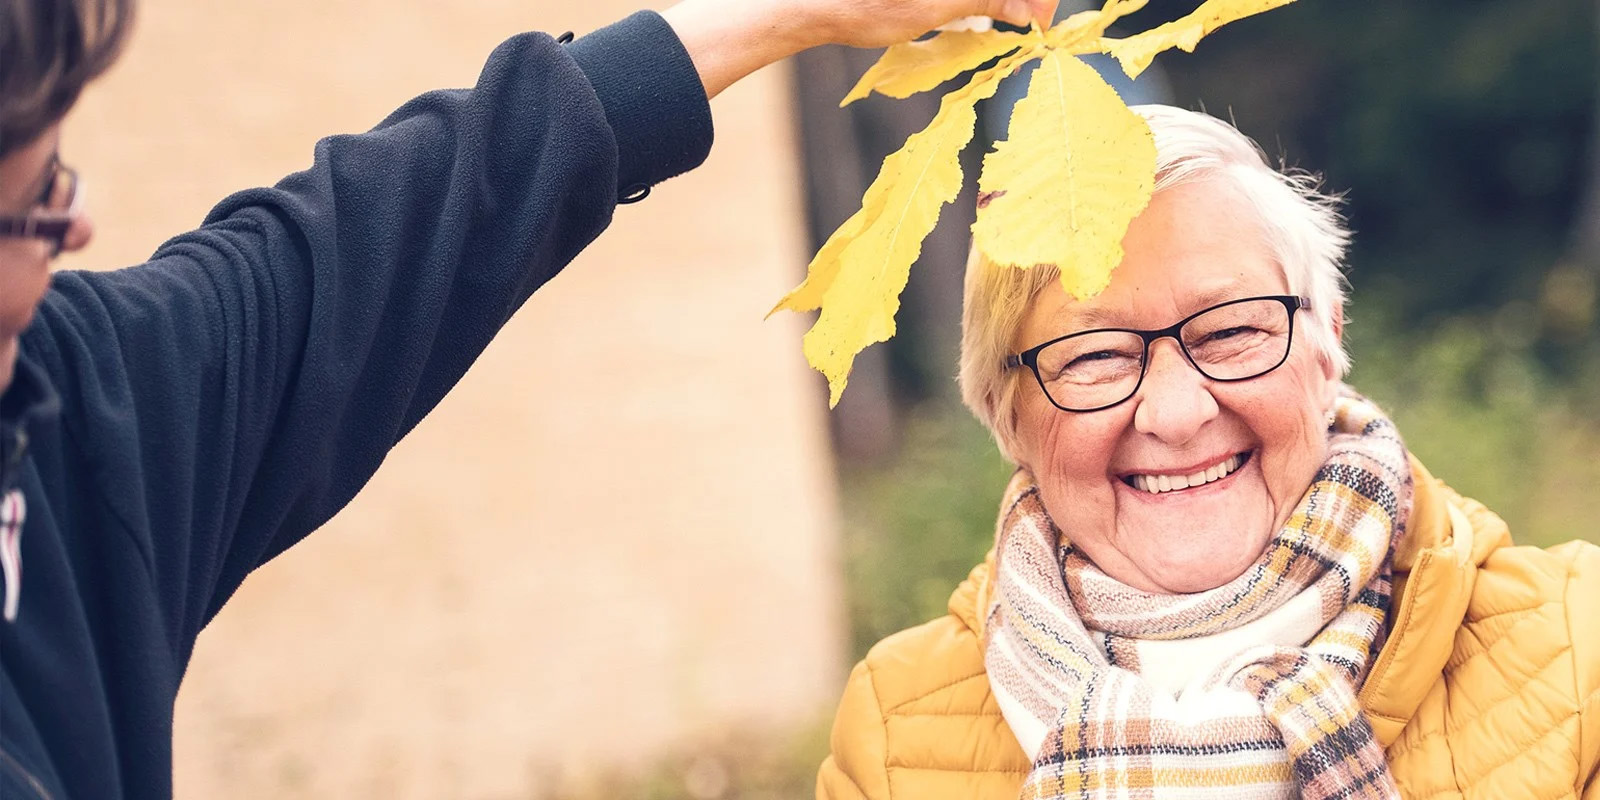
[[1129, 454, 1244, 495]]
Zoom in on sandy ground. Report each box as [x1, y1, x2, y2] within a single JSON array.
[[59, 1, 843, 796]]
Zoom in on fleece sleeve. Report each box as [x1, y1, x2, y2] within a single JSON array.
[[23, 11, 713, 650]]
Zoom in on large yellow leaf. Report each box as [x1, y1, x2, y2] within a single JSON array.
[[1103, 0, 1298, 79], [841, 29, 1033, 106], [971, 49, 1156, 300], [776, 52, 1033, 405]]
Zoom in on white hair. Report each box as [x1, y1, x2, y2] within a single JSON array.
[[959, 104, 1351, 463]]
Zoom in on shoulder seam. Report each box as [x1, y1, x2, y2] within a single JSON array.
[[1466, 599, 1558, 626], [1446, 640, 1572, 737], [863, 660, 890, 798], [1567, 551, 1596, 798], [888, 765, 1028, 775], [825, 755, 871, 799], [883, 671, 989, 715], [1456, 708, 1583, 789]]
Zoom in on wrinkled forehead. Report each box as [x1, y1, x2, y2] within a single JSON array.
[[1016, 178, 1288, 344]]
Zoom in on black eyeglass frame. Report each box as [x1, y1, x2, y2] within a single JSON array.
[[1004, 294, 1311, 413], [0, 158, 79, 257]]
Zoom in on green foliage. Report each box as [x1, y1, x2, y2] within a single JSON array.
[[1345, 296, 1600, 549], [838, 406, 1016, 658]]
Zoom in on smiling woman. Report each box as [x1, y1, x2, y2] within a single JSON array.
[[816, 105, 1600, 800]]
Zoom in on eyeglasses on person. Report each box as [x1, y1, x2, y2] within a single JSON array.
[[0, 156, 81, 257], [1004, 295, 1312, 413]]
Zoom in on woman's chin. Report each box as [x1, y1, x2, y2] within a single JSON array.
[[1126, 524, 1274, 594], [1106, 458, 1277, 593], [1142, 556, 1260, 594]]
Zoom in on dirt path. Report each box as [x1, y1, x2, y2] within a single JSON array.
[[61, 2, 843, 796]]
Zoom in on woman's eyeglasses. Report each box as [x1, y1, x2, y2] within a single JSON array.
[[0, 157, 81, 257], [1005, 295, 1311, 412]]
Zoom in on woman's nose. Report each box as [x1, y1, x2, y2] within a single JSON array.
[[1131, 338, 1218, 444]]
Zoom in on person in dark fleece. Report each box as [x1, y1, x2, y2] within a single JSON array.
[[0, 0, 1059, 796]]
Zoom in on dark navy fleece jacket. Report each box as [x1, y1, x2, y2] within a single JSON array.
[[0, 11, 713, 798]]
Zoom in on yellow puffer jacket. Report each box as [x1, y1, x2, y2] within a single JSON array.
[[818, 458, 1600, 799]]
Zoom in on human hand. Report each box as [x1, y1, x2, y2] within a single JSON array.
[[663, 0, 1060, 98], [798, 0, 1061, 49]]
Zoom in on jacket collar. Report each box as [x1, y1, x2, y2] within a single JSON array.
[[0, 353, 60, 493], [948, 455, 1510, 749], [1355, 455, 1509, 746]]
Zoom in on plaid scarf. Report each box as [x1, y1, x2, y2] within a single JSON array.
[[984, 391, 1409, 800]]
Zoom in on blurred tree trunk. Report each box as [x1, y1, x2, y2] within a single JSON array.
[[791, 47, 983, 462], [791, 45, 898, 462]]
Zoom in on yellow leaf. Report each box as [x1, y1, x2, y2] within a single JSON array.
[[841, 29, 1033, 107], [1095, 0, 1152, 27], [767, 207, 867, 315], [1103, 0, 1298, 79], [1044, 8, 1114, 50], [971, 49, 1155, 300], [776, 51, 1036, 405], [1041, 0, 1145, 52]]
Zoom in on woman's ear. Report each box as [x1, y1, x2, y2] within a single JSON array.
[[992, 384, 1033, 470]]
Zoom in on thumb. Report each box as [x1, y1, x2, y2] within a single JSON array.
[[992, 0, 1058, 30], [992, 0, 1033, 27], [1029, 0, 1061, 28]]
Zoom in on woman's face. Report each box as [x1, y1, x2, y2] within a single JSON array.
[[1011, 177, 1339, 594]]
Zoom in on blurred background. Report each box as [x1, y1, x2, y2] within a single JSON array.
[[57, 0, 1599, 797]]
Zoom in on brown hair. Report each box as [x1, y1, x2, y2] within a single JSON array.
[[0, 0, 135, 158]]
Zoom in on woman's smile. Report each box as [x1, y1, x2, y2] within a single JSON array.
[[1117, 449, 1250, 496]]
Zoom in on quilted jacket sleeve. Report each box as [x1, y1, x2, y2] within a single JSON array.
[[817, 660, 889, 799], [1562, 540, 1600, 798]]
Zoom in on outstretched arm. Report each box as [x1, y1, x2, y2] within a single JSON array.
[[665, 0, 1060, 98]]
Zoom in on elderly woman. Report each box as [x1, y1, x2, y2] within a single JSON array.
[[817, 105, 1600, 800]]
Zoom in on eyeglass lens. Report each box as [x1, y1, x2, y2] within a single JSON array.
[[40, 165, 75, 213], [1033, 298, 1294, 410]]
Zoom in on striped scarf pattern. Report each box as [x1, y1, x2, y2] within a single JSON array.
[[985, 391, 1409, 800]]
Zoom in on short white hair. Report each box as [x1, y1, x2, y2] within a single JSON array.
[[959, 104, 1351, 463]]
